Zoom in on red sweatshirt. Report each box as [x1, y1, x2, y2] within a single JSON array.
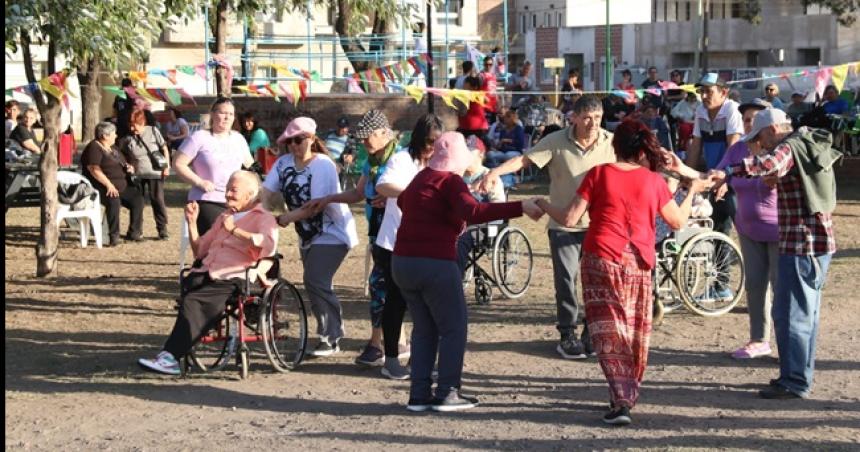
[[394, 168, 523, 261]]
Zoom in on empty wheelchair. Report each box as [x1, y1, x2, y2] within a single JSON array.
[[181, 254, 308, 379], [653, 218, 745, 317], [461, 221, 534, 304]]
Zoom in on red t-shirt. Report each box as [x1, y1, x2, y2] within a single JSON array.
[[458, 101, 489, 131], [394, 168, 523, 261], [481, 71, 498, 112], [577, 164, 673, 269]]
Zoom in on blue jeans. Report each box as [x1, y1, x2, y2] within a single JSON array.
[[772, 253, 832, 397]]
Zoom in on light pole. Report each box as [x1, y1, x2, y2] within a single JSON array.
[[426, 0, 434, 113], [605, 0, 611, 90]]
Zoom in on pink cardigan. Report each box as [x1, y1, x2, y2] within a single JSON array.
[[194, 203, 279, 282]]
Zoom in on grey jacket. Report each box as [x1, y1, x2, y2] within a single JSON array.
[[119, 126, 167, 179]]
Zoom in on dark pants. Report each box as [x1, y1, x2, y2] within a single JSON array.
[[548, 229, 587, 338], [195, 201, 226, 237], [139, 178, 168, 234], [99, 183, 144, 241], [375, 245, 408, 358], [163, 272, 241, 359], [392, 255, 467, 400]]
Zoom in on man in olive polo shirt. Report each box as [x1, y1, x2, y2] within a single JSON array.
[[480, 95, 616, 359]]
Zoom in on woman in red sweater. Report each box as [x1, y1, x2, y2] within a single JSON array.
[[392, 132, 543, 412], [538, 119, 710, 425]]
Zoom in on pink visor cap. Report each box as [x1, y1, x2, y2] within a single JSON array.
[[428, 132, 473, 174], [277, 117, 317, 144]]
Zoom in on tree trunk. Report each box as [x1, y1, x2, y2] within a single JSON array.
[[214, 0, 230, 97], [22, 32, 62, 277], [78, 57, 102, 143], [334, 0, 373, 73]]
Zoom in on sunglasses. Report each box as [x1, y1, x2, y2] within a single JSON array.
[[284, 135, 309, 145]]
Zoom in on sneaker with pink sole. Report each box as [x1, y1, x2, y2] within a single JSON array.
[[731, 342, 772, 359]]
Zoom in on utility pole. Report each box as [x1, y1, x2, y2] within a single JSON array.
[[692, 0, 702, 82], [605, 0, 611, 90], [702, 0, 710, 74], [427, 0, 434, 113]]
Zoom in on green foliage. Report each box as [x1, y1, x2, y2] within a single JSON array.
[[741, 0, 857, 26], [5, 0, 201, 72]]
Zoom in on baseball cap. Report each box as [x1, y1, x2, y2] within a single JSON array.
[[277, 117, 317, 144], [738, 98, 772, 114], [353, 110, 390, 139], [695, 72, 728, 88], [741, 108, 791, 142], [336, 116, 350, 128]]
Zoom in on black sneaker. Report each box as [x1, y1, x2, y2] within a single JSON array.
[[557, 336, 587, 359], [158, 231, 170, 240], [760, 385, 803, 400], [310, 341, 340, 357], [355, 343, 384, 367], [581, 328, 596, 357], [406, 398, 435, 412], [603, 406, 632, 425], [431, 390, 479, 412]]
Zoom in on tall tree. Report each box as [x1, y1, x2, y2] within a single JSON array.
[[333, 0, 415, 73], [5, 0, 194, 276]]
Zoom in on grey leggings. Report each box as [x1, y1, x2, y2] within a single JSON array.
[[737, 233, 778, 342], [301, 244, 350, 345]]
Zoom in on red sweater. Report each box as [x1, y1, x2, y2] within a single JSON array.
[[394, 168, 523, 261]]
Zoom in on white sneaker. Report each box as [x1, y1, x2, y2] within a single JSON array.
[[138, 351, 180, 375]]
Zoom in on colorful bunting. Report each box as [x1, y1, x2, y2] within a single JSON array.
[[831, 64, 849, 93]]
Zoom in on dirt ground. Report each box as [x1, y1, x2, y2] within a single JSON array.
[[5, 168, 860, 451]]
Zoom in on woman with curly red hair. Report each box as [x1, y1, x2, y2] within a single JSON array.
[[537, 119, 711, 425]]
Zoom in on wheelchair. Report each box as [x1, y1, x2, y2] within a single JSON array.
[[180, 254, 309, 379], [461, 221, 534, 305], [653, 218, 745, 317]]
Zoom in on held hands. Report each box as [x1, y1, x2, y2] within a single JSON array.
[[475, 172, 498, 195], [303, 196, 330, 215], [370, 194, 386, 209], [184, 201, 199, 224], [706, 170, 728, 200], [521, 197, 545, 221]]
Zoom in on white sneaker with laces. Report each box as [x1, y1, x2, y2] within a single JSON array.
[[138, 351, 180, 375]]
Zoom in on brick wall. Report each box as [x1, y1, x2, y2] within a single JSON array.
[[171, 94, 461, 140], [535, 28, 559, 88], [594, 24, 624, 64]]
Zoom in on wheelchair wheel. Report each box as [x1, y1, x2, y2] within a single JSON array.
[[675, 231, 745, 317], [188, 315, 235, 372], [474, 277, 493, 305], [653, 259, 684, 313], [492, 226, 533, 299], [261, 280, 308, 372]]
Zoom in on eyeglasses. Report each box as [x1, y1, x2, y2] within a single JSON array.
[[284, 136, 309, 145]]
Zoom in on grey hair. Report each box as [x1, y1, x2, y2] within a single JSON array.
[[95, 121, 117, 140], [572, 95, 603, 115], [230, 170, 262, 201]]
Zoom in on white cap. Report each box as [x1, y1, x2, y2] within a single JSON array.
[[741, 108, 792, 142]]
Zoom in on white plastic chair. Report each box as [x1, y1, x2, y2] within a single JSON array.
[[56, 171, 103, 248]]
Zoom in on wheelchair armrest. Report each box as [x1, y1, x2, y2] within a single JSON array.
[[243, 253, 283, 287]]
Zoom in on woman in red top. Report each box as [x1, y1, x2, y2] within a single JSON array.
[[456, 76, 489, 144], [392, 132, 543, 412], [537, 119, 710, 425]]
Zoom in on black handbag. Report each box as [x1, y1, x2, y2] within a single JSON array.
[[136, 134, 168, 170]]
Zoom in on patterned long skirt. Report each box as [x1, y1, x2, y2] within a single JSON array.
[[581, 245, 653, 409]]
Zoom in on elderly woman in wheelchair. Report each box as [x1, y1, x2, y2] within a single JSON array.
[[138, 170, 279, 376]]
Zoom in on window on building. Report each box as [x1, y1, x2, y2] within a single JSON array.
[[797, 48, 821, 66], [521, 14, 527, 33], [532, 14, 536, 28], [663, 0, 668, 22], [686, 1, 692, 21], [675, 1, 680, 21], [730, 1, 743, 18], [653, 0, 658, 22]]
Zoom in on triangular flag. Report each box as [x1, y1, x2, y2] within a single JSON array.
[[166, 69, 178, 85], [831, 64, 849, 93], [164, 88, 182, 105], [278, 82, 295, 104], [103, 86, 126, 98], [291, 82, 302, 106], [451, 89, 472, 108], [177, 65, 196, 76], [814, 67, 833, 98], [38, 77, 64, 100], [679, 84, 697, 94], [376, 68, 387, 86], [298, 80, 308, 100], [358, 73, 369, 93], [136, 88, 160, 103], [176, 88, 196, 105], [129, 71, 148, 84], [634, 89, 645, 99], [194, 64, 208, 79], [266, 83, 280, 102]]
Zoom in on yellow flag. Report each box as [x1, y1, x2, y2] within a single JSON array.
[[135, 88, 160, 103], [129, 71, 148, 84], [471, 91, 488, 107], [290, 82, 302, 106], [441, 92, 457, 109], [38, 78, 64, 100], [831, 64, 849, 93], [404, 85, 425, 104], [451, 89, 472, 108], [680, 84, 697, 94]]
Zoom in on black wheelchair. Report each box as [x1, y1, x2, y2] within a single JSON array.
[[461, 221, 534, 304], [180, 254, 309, 379], [653, 218, 745, 317]]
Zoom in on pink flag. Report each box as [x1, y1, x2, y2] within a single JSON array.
[[814, 67, 833, 98], [194, 64, 208, 79]]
